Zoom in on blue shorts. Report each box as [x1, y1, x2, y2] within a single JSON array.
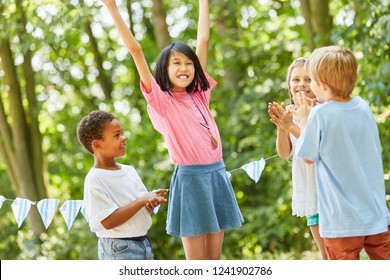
[[98, 236, 154, 260], [307, 213, 319, 226], [166, 160, 244, 237]]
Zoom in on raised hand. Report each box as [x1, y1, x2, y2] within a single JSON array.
[[292, 91, 312, 127], [268, 102, 294, 131]]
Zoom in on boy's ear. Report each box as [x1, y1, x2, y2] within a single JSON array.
[[91, 139, 102, 152], [320, 81, 329, 91]]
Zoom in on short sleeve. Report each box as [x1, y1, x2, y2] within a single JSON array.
[[198, 72, 217, 105], [140, 77, 169, 114], [84, 180, 119, 232], [295, 110, 321, 163]]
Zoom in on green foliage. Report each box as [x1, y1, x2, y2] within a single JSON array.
[[0, 0, 389, 260]]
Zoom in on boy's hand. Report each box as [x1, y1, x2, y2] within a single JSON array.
[[153, 188, 169, 198], [144, 190, 168, 212], [145, 196, 166, 212]]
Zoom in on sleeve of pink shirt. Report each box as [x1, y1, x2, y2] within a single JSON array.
[[197, 72, 217, 105]]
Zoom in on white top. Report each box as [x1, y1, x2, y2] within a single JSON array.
[[290, 115, 318, 217], [296, 97, 390, 238], [83, 164, 152, 238]]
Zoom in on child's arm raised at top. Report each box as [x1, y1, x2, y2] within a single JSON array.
[[102, 0, 152, 92], [196, 0, 210, 70]]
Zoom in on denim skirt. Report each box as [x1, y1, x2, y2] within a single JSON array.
[[166, 160, 244, 237]]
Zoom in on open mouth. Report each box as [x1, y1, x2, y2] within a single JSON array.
[[177, 74, 189, 79], [295, 90, 312, 96]]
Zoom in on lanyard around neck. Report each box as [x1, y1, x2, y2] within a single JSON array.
[[168, 91, 209, 128], [167, 91, 218, 147]]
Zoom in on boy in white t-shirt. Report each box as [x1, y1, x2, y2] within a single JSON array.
[[77, 110, 168, 260]]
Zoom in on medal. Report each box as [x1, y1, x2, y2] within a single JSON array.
[[211, 135, 218, 147]]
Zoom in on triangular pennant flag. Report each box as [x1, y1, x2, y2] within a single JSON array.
[[0, 196, 6, 208], [59, 200, 83, 230], [241, 158, 266, 183], [80, 204, 89, 223], [37, 199, 59, 229], [226, 171, 232, 178], [153, 205, 160, 215], [11, 198, 33, 227]]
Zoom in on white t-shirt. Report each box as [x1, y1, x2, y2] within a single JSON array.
[[83, 164, 152, 238]]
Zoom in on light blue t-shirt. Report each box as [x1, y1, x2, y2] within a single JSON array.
[[296, 96, 390, 238]]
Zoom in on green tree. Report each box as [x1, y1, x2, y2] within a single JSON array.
[[0, 0, 388, 260]]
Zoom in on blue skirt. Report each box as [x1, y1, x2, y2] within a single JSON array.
[[166, 160, 244, 237]]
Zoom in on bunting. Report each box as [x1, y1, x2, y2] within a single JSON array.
[[60, 200, 84, 230], [0, 156, 277, 230], [241, 158, 266, 183], [0, 195, 5, 208], [37, 199, 60, 229], [11, 198, 34, 228], [226, 155, 276, 182]]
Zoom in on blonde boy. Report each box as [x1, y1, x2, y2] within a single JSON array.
[[294, 46, 390, 260]]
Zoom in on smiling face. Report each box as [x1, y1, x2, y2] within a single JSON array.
[[168, 51, 195, 92], [289, 66, 315, 100], [97, 119, 126, 158]]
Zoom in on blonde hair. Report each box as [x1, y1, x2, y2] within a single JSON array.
[[286, 57, 307, 104], [305, 46, 357, 97]]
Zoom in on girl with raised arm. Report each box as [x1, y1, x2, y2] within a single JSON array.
[[101, 0, 243, 259]]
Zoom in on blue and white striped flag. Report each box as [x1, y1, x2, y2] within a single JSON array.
[[0, 195, 6, 208], [11, 198, 33, 227], [153, 205, 160, 215], [80, 204, 89, 223], [37, 199, 59, 229], [59, 200, 83, 230], [241, 158, 266, 183]]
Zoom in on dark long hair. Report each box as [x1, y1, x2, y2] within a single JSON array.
[[154, 42, 210, 93]]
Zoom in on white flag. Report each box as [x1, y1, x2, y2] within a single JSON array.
[[37, 199, 59, 229], [153, 205, 160, 215], [11, 198, 33, 227], [0, 195, 6, 208], [59, 200, 83, 230], [241, 158, 266, 183], [80, 204, 89, 223]]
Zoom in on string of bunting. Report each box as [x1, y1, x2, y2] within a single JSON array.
[[0, 155, 277, 230]]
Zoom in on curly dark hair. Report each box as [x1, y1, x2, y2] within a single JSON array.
[[77, 110, 115, 154]]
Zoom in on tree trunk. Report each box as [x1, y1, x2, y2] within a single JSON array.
[[151, 0, 171, 51], [16, 0, 46, 200], [300, 0, 315, 50], [0, 37, 46, 236], [211, 0, 240, 92], [299, 0, 332, 50], [309, 0, 332, 46], [0, 1, 47, 237]]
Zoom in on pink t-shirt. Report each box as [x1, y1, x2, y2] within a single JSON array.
[[141, 73, 222, 165]]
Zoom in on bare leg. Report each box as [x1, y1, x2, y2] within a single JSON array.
[[181, 230, 224, 260], [309, 225, 328, 260], [205, 230, 224, 260]]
